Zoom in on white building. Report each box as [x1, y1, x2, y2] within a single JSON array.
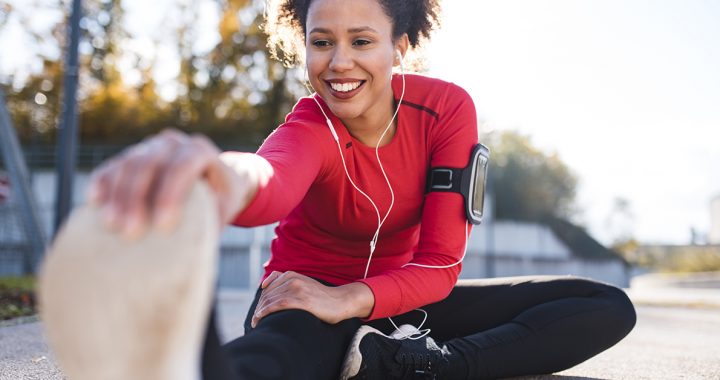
[[710, 194, 720, 244], [461, 196, 629, 287]]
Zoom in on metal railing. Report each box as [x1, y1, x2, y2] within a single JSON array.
[[21, 144, 257, 169]]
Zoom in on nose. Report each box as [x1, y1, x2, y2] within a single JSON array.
[[328, 45, 354, 72]]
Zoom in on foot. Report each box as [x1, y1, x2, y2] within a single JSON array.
[[340, 324, 450, 380], [38, 181, 220, 380]]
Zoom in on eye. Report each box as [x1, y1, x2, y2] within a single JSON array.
[[353, 39, 371, 46], [312, 39, 331, 47]]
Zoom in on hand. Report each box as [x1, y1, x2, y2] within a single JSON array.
[[87, 129, 255, 238], [251, 271, 375, 328]]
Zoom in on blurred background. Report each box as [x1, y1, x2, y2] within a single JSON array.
[[1, 0, 719, 320]]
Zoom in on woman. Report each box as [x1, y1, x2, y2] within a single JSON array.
[[41, 0, 636, 379]]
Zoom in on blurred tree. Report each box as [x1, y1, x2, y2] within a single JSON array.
[[3, 0, 298, 147], [1, 1, 65, 144], [174, 0, 296, 145], [78, 0, 170, 143], [486, 130, 578, 221], [605, 196, 636, 245], [613, 238, 642, 266], [3, 59, 63, 144]]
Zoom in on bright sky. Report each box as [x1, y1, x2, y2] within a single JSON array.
[[427, 0, 720, 245], [1, 0, 718, 245]]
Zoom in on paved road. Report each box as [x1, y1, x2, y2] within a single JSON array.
[[1, 291, 718, 380], [538, 305, 720, 380]]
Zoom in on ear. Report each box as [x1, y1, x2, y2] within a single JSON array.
[[394, 34, 410, 65]]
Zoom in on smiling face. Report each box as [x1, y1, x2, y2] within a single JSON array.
[[305, 0, 406, 136]]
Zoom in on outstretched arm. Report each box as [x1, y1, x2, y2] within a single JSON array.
[[87, 129, 263, 238]]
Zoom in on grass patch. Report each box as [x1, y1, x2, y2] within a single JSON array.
[[0, 276, 37, 321]]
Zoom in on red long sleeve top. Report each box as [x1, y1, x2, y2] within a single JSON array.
[[232, 74, 478, 320]]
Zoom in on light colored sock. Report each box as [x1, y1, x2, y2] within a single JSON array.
[[39, 181, 220, 380]]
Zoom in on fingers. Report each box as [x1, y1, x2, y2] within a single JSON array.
[[116, 140, 177, 237], [153, 135, 220, 231], [250, 274, 347, 327], [86, 129, 225, 238], [252, 292, 299, 328], [87, 160, 113, 206], [260, 270, 283, 289], [253, 271, 307, 327]]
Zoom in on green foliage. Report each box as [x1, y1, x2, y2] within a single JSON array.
[[613, 238, 642, 264], [168, 0, 296, 145], [629, 245, 720, 273], [0, 276, 36, 292], [665, 249, 720, 272], [486, 131, 578, 221], [3, 0, 300, 146], [0, 276, 36, 320]]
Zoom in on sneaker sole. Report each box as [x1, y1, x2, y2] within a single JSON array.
[[38, 181, 220, 380], [340, 325, 389, 380]]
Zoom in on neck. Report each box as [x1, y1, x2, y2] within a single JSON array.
[[342, 89, 397, 147]]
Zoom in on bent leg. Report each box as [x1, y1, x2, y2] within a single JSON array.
[[204, 288, 362, 380], [371, 275, 636, 379]]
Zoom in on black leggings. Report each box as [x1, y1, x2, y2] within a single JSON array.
[[202, 275, 636, 380]]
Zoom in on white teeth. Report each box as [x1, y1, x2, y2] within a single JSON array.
[[330, 81, 361, 92]]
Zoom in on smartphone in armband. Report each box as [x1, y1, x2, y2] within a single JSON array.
[[426, 144, 490, 224]]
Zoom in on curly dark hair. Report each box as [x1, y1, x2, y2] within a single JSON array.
[[264, 0, 441, 66]]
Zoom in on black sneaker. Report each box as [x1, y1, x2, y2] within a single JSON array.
[[340, 324, 450, 380]]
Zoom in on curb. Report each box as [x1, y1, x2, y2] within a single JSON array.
[[626, 287, 720, 309]]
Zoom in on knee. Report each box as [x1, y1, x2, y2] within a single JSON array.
[[254, 309, 361, 363], [562, 276, 637, 339], [257, 308, 323, 333], [226, 310, 341, 380], [596, 282, 637, 340]]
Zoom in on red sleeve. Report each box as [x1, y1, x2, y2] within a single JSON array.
[[359, 83, 478, 319], [231, 121, 331, 226]]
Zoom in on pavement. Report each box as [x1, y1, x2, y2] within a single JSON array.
[[1, 281, 719, 380]]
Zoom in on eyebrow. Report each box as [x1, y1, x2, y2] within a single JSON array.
[[308, 26, 379, 34]]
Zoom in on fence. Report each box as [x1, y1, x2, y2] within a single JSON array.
[[0, 164, 631, 288], [0, 201, 32, 276]]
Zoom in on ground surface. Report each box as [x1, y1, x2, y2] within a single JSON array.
[[1, 288, 718, 380], [516, 305, 720, 380]]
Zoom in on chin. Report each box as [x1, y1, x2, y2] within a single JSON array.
[[326, 103, 363, 121]]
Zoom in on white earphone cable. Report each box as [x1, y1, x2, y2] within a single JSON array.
[[363, 65, 405, 278], [307, 52, 405, 279], [306, 51, 470, 340]]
